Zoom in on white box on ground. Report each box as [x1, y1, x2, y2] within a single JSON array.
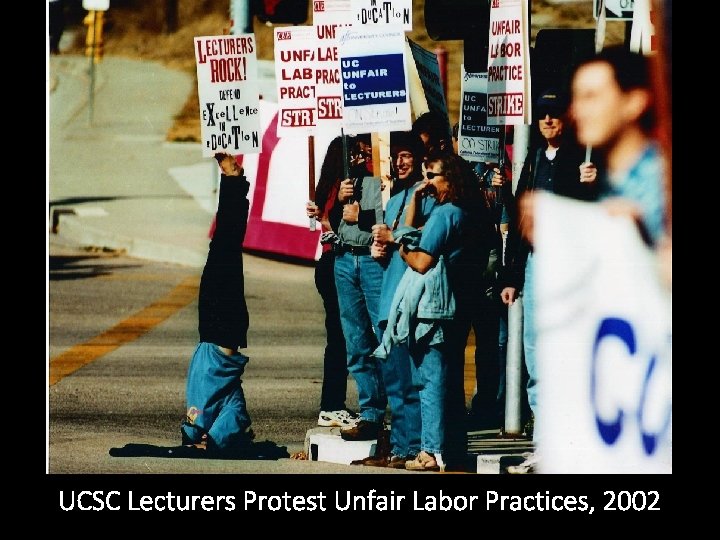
[[308, 432, 376, 465], [476, 454, 502, 474]]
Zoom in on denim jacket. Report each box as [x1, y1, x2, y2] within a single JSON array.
[[373, 251, 455, 359]]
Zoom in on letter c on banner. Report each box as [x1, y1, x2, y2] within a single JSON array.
[[591, 317, 635, 445]]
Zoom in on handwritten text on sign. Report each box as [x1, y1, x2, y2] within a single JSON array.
[[486, 0, 531, 125], [195, 34, 261, 156], [351, 0, 412, 31]]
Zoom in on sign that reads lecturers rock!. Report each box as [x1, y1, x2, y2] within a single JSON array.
[[459, 67, 501, 163], [195, 34, 261, 157], [351, 0, 412, 31], [486, 0, 531, 125], [338, 25, 411, 133]]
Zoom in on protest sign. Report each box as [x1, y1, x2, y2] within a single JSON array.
[[407, 38, 448, 121], [486, 0, 531, 125], [338, 25, 411, 133], [195, 34, 261, 156], [351, 0, 412, 31], [534, 193, 672, 474], [459, 67, 501, 162]]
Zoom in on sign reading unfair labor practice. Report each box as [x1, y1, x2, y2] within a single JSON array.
[[351, 0, 412, 31], [486, 0, 531, 125], [338, 25, 411, 133], [274, 26, 319, 137], [459, 67, 501, 163], [533, 193, 672, 474], [195, 34, 261, 156]]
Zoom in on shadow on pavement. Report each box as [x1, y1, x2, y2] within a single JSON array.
[[49, 255, 141, 281], [109, 440, 290, 461]]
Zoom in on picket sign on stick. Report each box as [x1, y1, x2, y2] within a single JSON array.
[[308, 135, 317, 231], [371, 132, 392, 211], [404, 38, 430, 118], [586, 0, 607, 163]]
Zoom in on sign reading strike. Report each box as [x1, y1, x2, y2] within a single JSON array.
[[459, 67, 501, 163], [338, 25, 411, 133], [274, 26, 318, 137], [195, 34, 261, 156], [486, 0, 531, 125], [407, 38, 448, 121], [534, 194, 672, 474], [351, 0, 412, 31]]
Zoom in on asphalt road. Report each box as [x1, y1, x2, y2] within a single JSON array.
[[47, 237, 392, 474]]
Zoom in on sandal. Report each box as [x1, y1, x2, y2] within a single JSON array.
[[405, 451, 440, 471]]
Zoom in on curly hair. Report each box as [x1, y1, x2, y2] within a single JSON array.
[[425, 151, 481, 207]]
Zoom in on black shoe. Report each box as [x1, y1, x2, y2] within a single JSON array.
[[340, 420, 383, 441]]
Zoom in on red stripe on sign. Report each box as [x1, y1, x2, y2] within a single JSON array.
[[243, 112, 321, 259]]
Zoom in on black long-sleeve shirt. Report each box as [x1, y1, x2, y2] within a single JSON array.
[[198, 174, 250, 350]]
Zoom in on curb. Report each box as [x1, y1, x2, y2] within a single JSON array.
[[53, 214, 207, 268]]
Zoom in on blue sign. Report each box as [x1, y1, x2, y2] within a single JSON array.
[[341, 54, 407, 106]]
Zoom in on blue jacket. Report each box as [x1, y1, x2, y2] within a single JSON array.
[[373, 244, 455, 359]]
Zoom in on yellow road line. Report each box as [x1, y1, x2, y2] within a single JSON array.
[[49, 276, 200, 386]]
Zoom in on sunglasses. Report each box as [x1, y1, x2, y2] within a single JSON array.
[[425, 171, 444, 180], [537, 108, 564, 119]]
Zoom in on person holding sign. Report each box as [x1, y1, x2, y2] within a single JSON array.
[[305, 137, 359, 430], [331, 135, 389, 443], [571, 46, 666, 247], [352, 131, 435, 468], [180, 153, 255, 455], [499, 89, 599, 472]]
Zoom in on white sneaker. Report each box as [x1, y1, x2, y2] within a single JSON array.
[[318, 409, 360, 428]]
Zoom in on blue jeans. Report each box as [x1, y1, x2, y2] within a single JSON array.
[[380, 342, 421, 457], [334, 252, 387, 423], [409, 341, 447, 455], [523, 254, 538, 419]]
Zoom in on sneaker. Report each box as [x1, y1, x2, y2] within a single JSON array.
[[318, 409, 360, 428], [506, 452, 539, 474], [340, 420, 383, 441], [405, 451, 440, 472]]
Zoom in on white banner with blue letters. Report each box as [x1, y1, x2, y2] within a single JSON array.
[[534, 193, 671, 474]]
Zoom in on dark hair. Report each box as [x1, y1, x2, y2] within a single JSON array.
[[426, 151, 481, 207], [412, 111, 451, 157], [315, 136, 345, 213], [576, 45, 655, 132]]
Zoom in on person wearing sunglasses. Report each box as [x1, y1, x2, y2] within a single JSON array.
[[499, 88, 600, 473]]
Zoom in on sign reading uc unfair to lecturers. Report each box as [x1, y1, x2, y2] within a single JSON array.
[[486, 0, 531, 125], [194, 34, 261, 156], [459, 67, 501, 163], [338, 25, 411, 133]]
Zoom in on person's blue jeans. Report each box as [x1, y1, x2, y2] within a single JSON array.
[[334, 252, 387, 424], [409, 341, 447, 455], [523, 254, 538, 420], [379, 342, 421, 457]]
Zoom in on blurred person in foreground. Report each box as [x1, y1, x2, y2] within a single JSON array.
[[571, 46, 666, 246]]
